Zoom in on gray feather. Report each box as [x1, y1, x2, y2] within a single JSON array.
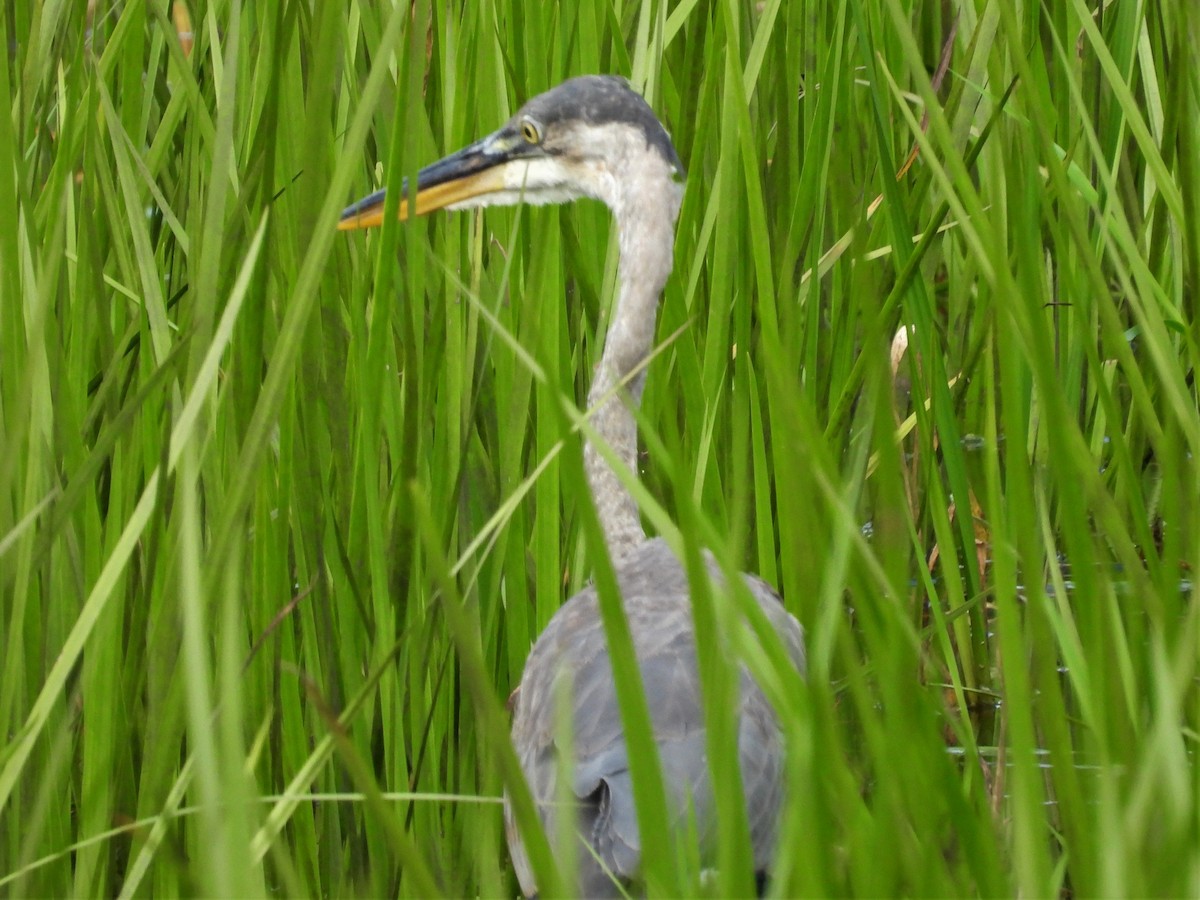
[[506, 538, 805, 895]]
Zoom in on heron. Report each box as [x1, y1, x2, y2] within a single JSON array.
[[339, 74, 806, 897]]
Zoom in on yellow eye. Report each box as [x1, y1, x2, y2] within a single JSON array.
[[521, 118, 541, 144]]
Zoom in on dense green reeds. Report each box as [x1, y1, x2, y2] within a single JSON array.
[[1, 0, 1197, 895]]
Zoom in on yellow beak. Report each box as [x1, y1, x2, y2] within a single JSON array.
[[338, 136, 516, 230]]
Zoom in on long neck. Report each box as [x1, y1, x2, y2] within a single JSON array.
[[584, 182, 679, 561]]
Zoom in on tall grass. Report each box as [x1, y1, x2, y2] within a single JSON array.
[[1, 0, 1196, 895]]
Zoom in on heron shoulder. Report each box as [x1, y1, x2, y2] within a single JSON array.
[[512, 537, 804, 752]]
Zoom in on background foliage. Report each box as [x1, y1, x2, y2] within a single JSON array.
[[1, 0, 1197, 895]]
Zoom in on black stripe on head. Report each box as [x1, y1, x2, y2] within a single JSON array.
[[517, 75, 684, 174]]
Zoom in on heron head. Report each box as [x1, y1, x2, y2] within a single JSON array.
[[338, 75, 684, 229]]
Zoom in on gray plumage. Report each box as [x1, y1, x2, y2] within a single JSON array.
[[507, 537, 805, 896], [340, 74, 806, 898]]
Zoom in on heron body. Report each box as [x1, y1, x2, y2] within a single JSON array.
[[509, 537, 805, 896], [340, 75, 805, 897]]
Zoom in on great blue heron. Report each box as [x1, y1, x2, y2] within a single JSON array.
[[340, 74, 806, 897]]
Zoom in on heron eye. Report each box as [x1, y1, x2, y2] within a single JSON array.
[[521, 119, 541, 144]]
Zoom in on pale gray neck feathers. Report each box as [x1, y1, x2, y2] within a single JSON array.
[[584, 142, 683, 561]]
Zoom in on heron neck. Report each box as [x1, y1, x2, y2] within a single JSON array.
[[584, 188, 678, 561]]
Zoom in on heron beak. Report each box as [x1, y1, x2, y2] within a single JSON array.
[[338, 134, 520, 230]]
